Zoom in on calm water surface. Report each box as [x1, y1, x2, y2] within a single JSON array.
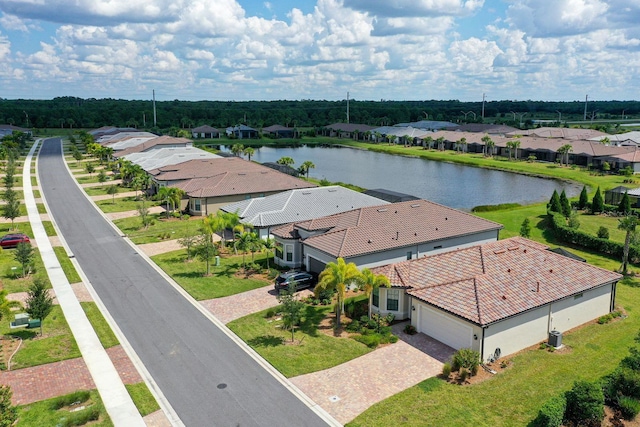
[[220, 145, 580, 210]]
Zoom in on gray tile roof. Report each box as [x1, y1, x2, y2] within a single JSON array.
[[124, 147, 220, 171], [372, 237, 621, 326], [221, 186, 388, 227]]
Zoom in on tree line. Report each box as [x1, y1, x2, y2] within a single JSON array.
[[1, 97, 639, 131]]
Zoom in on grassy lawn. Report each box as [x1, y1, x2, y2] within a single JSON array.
[[84, 185, 129, 197], [17, 390, 112, 427], [125, 383, 161, 417], [151, 250, 273, 299], [114, 215, 202, 244], [3, 305, 81, 369], [41, 221, 56, 236], [348, 281, 640, 427], [81, 302, 119, 348], [52, 246, 82, 283], [228, 304, 373, 378], [77, 175, 102, 184], [0, 247, 46, 294], [96, 197, 160, 213]]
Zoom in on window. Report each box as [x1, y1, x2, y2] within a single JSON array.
[[372, 288, 379, 308], [285, 245, 293, 262], [406, 251, 412, 260], [193, 199, 201, 211], [387, 289, 399, 311], [275, 242, 283, 259]]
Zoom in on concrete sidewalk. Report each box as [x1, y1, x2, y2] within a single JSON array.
[[27, 140, 145, 426]]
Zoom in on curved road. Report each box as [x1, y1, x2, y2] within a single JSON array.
[[37, 138, 331, 427]]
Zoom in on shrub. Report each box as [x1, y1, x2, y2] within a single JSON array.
[[608, 367, 640, 400], [597, 226, 610, 239], [63, 404, 101, 427], [355, 334, 381, 348], [471, 203, 521, 213], [564, 380, 605, 427], [265, 309, 276, 319], [452, 349, 480, 377], [50, 391, 91, 410], [459, 368, 468, 381], [316, 288, 335, 301], [345, 320, 361, 332], [442, 362, 452, 377], [404, 324, 417, 335], [531, 395, 566, 427], [619, 396, 640, 420], [344, 298, 368, 320]]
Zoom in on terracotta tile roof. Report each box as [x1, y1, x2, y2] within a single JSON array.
[[113, 136, 192, 157], [372, 237, 621, 326], [173, 168, 316, 198], [275, 200, 502, 258], [506, 127, 609, 140]]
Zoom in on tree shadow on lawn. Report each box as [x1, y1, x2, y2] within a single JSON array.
[[248, 335, 284, 347], [298, 305, 328, 338], [9, 329, 37, 340]]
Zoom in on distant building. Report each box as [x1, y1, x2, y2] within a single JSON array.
[[192, 125, 220, 139], [226, 125, 258, 139], [262, 125, 295, 138]]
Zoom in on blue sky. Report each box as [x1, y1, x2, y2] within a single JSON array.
[[0, 0, 638, 102]]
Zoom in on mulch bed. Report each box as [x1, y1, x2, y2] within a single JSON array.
[[0, 336, 21, 370]]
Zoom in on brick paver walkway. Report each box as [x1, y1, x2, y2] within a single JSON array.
[[0, 345, 142, 405], [201, 285, 314, 324], [289, 323, 454, 425]]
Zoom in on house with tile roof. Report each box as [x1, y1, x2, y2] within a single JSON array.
[[191, 125, 220, 139], [225, 125, 258, 139], [270, 199, 502, 274], [371, 237, 621, 360], [112, 136, 193, 158], [0, 124, 31, 138], [149, 157, 316, 215], [322, 123, 376, 139], [220, 186, 388, 239], [262, 125, 295, 138]]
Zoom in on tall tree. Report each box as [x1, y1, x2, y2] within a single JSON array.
[[262, 237, 275, 271], [106, 184, 119, 203], [618, 216, 637, 275], [25, 276, 54, 336], [276, 156, 294, 167], [243, 146, 255, 161], [231, 143, 245, 157], [359, 268, 390, 318], [558, 144, 573, 166], [277, 282, 306, 343], [549, 190, 562, 213], [14, 242, 34, 278], [592, 187, 604, 213], [299, 160, 315, 179], [315, 258, 362, 327], [193, 232, 219, 276], [519, 218, 531, 238], [578, 185, 589, 210], [619, 191, 631, 215], [560, 189, 572, 218]]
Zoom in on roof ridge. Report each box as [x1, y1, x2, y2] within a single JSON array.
[[336, 228, 351, 257], [479, 245, 486, 274], [473, 276, 483, 325]]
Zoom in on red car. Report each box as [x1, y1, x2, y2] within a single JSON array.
[[0, 233, 30, 249]]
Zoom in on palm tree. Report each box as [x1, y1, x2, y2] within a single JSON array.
[[300, 160, 315, 179], [460, 137, 468, 153], [558, 144, 573, 166], [315, 257, 362, 327], [157, 187, 173, 218], [262, 237, 275, 270], [481, 135, 491, 157], [276, 156, 295, 167], [506, 140, 515, 160], [359, 268, 390, 318], [436, 137, 445, 151], [243, 147, 255, 161], [373, 132, 382, 144], [618, 216, 637, 275], [424, 136, 433, 150], [231, 143, 244, 157], [512, 139, 521, 160]]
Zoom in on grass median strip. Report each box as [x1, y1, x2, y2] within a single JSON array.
[[125, 383, 161, 417], [17, 390, 111, 427], [52, 246, 81, 284], [115, 216, 201, 245], [80, 302, 119, 349]]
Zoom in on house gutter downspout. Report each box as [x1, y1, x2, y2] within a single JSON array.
[[480, 327, 486, 362], [610, 281, 617, 312]]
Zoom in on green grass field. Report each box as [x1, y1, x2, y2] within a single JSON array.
[[17, 390, 112, 427], [114, 215, 202, 244], [81, 302, 119, 349], [228, 304, 373, 378], [151, 250, 273, 299]]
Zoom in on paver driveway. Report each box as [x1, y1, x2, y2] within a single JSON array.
[[290, 322, 455, 425]]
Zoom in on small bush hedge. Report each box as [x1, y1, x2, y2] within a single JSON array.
[[531, 395, 566, 427], [564, 380, 605, 427], [619, 396, 640, 420], [451, 349, 480, 376], [471, 203, 521, 212]]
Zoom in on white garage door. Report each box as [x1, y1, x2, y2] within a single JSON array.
[[419, 305, 472, 350]]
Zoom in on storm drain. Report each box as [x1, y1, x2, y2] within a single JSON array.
[[328, 395, 340, 403]]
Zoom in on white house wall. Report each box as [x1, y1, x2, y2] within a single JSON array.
[[482, 305, 549, 361], [549, 284, 613, 332]]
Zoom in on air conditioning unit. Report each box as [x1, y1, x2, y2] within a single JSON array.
[[548, 330, 563, 348]]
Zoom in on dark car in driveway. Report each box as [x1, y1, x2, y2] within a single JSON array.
[[274, 271, 318, 294], [0, 233, 30, 249]]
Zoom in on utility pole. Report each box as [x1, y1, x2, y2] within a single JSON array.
[[153, 89, 157, 127], [556, 110, 562, 123], [143, 112, 146, 127], [583, 94, 588, 121], [346, 91, 350, 124], [481, 93, 486, 120]]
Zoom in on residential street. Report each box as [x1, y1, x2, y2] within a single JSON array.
[[37, 138, 332, 427]]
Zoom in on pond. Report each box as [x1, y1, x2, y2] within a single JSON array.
[[218, 145, 581, 210]]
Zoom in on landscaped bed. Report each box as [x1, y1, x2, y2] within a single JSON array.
[[114, 215, 201, 245]]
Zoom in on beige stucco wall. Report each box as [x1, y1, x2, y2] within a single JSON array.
[[482, 305, 549, 361], [549, 283, 613, 332], [188, 191, 284, 216]]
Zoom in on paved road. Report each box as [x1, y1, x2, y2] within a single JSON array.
[[37, 138, 330, 427]]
